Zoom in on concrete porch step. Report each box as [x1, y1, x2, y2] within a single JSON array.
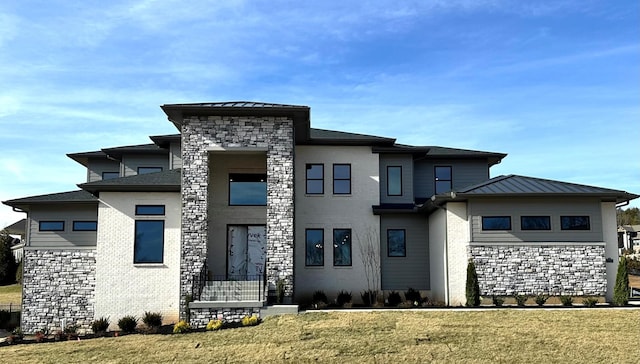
[[260, 305, 299, 317]]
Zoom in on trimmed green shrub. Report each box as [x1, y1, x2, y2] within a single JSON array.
[[142, 311, 162, 328], [465, 259, 480, 307], [492, 296, 505, 307], [613, 256, 630, 306], [582, 297, 598, 307], [387, 291, 402, 307], [404, 288, 422, 305], [118, 315, 138, 333], [534, 294, 549, 306], [91, 317, 110, 335], [513, 294, 528, 307], [559, 295, 573, 306]]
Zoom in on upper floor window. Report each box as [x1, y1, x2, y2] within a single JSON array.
[[229, 173, 267, 206], [305, 229, 324, 266], [521, 216, 551, 230], [387, 166, 402, 196], [135, 205, 166, 216], [134, 220, 164, 264], [39, 221, 64, 232], [102, 172, 120, 180], [435, 166, 452, 194], [73, 221, 98, 231], [482, 216, 511, 231], [306, 164, 324, 194], [333, 164, 351, 195], [561, 216, 590, 230], [138, 167, 163, 175]]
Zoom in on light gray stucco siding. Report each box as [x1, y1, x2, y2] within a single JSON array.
[[170, 141, 182, 169], [380, 214, 429, 290], [87, 159, 120, 182]]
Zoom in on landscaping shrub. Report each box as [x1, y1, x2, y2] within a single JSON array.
[[312, 290, 328, 305], [613, 256, 630, 306], [206, 319, 224, 331], [513, 294, 528, 307], [15, 259, 23, 284], [582, 297, 598, 307], [387, 291, 402, 307], [626, 256, 640, 271], [0, 230, 17, 285], [336, 290, 352, 307], [173, 320, 191, 334], [559, 295, 573, 306], [361, 290, 377, 306], [534, 294, 549, 306], [465, 259, 480, 307], [0, 309, 10, 329], [91, 316, 110, 335], [142, 311, 162, 329], [492, 296, 504, 307], [404, 288, 422, 305], [118, 315, 138, 333], [241, 315, 259, 327]]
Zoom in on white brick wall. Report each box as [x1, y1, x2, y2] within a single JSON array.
[[446, 202, 470, 306], [94, 192, 181, 328]]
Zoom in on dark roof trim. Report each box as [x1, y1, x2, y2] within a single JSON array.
[[66, 150, 110, 167], [3, 190, 98, 211], [150, 134, 181, 148], [372, 203, 422, 215], [373, 145, 507, 166], [79, 169, 181, 194], [102, 143, 168, 160], [302, 128, 396, 146]]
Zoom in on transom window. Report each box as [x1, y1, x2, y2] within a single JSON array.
[[482, 216, 512, 231], [39, 221, 64, 232], [134, 220, 164, 263], [102, 172, 120, 180], [333, 164, 351, 195], [333, 229, 352, 266], [137, 167, 163, 175], [435, 166, 452, 194], [135, 205, 166, 216], [561, 216, 590, 230], [229, 173, 267, 206], [72, 221, 97, 231], [387, 166, 402, 196], [306, 164, 324, 194], [305, 229, 324, 266], [387, 229, 406, 257], [521, 216, 551, 230]]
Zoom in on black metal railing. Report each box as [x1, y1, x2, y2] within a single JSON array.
[[191, 260, 208, 302]]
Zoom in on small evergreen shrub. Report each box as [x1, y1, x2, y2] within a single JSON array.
[[142, 311, 162, 328], [118, 316, 138, 333], [206, 319, 224, 331], [91, 316, 110, 335], [492, 296, 505, 307], [312, 290, 328, 305], [534, 294, 549, 306], [241, 315, 259, 327], [582, 297, 599, 307], [613, 256, 630, 306], [387, 291, 402, 307], [404, 288, 422, 305], [173, 320, 191, 334], [559, 295, 573, 306], [336, 291, 352, 307], [513, 294, 528, 307], [465, 259, 481, 307]]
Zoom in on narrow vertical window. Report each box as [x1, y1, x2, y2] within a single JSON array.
[[333, 164, 351, 194], [306, 164, 324, 194], [333, 229, 352, 266], [305, 229, 324, 266], [387, 166, 402, 196], [387, 229, 406, 257], [434, 166, 452, 194]]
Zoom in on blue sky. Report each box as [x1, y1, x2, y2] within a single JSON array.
[[1, 0, 638, 227]]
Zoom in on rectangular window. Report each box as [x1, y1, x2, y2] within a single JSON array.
[[387, 229, 406, 257], [306, 164, 324, 194], [482, 216, 512, 231], [72, 221, 97, 231], [137, 167, 163, 175], [387, 166, 402, 196], [305, 229, 324, 266], [134, 220, 164, 263], [135, 205, 166, 216], [333, 164, 351, 194], [521, 216, 551, 230], [333, 229, 352, 266], [102, 172, 120, 180], [39, 221, 64, 232], [435, 166, 452, 194], [561, 216, 590, 230], [229, 173, 267, 206]]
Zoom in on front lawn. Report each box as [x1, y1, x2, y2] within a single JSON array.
[[0, 284, 21, 305], [1, 309, 639, 363]]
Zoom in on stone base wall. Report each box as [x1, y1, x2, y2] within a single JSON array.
[[22, 249, 96, 333], [189, 307, 260, 329], [470, 244, 606, 296]]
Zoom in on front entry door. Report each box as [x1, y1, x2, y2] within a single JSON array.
[[227, 225, 266, 280]]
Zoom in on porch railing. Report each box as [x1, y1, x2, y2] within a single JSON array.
[[200, 275, 265, 302], [191, 260, 208, 302]]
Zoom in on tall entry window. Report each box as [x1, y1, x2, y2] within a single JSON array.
[[435, 166, 452, 194], [229, 173, 267, 206], [333, 229, 352, 266]]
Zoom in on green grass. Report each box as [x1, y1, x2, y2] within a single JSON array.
[[0, 284, 21, 305], [2, 309, 639, 363]]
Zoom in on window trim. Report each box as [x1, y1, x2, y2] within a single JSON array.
[[101, 171, 120, 180], [133, 220, 165, 264], [520, 216, 551, 231], [228, 173, 268, 206], [386, 166, 403, 196], [137, 166, 163, 175], [560, 216, 591, 231], [305, 228, 324, 266], [481, 216, 512, 231], [305, 164, 324, 195], [387, 229, 406, 257], [333, 228, 352, 266], [135, 205, 166, 216], [39, 221, 65, 232], [72, 221, 98, 231], [434, 165, 453, 195], [333, 164, 352, 195]]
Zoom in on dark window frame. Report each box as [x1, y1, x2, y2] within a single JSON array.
[[101, 171, 120, 180], [305, 228, 324, 266], [135, 205, 166, 216], [39, 221, 65, 232], [333, 164, 352, 195], [482, 216, 512, 231], [561, 216, 591, 231], [137, 166, 163, 175], [228, 173, 268, 206], [333, 228, 352, 266], [387, 229, 406, 257], [387, 166, 403, 196], [134, 220, 165, 264], [434, 166, 453, 195], [72, 221, 98, 231], [520, 216, 551, 231], [305, 164, 324, 195]]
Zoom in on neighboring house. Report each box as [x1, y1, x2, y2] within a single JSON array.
[[618, 225, 640, 252], [3, 218, 25, 262], [3, 101, 638, 333]]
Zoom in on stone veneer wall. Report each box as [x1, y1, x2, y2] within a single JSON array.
[[470, 244, 607, 296], [189, 307, 261, 329], [21, 249, 96, 333], [180, 116, 294, 319]]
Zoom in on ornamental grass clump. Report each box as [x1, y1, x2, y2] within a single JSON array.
[[559, 295, 573, 306], [404, 288, 422, 306], [534, 294, 549, 306], [513, 294, 529, 307], [582, 297, 599, 307], [241, 315, 259, 327], [336, 291, 352, 307], [173, 320, 191, 334], [492, 296, 505, 307], [387, 291, 402, 307], [206, 319, 224, 331], [91, 317, 110, 336], [142, 311, 162, 332], [118, 315, 138, 333]]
